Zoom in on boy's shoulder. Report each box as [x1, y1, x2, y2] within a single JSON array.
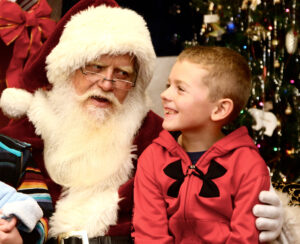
[[214, 127, 269, 176], [218, 144, 269, 182]]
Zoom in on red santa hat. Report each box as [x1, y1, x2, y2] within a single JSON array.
[[0, 0, 156, 118]]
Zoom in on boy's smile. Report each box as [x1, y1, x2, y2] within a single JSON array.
[[164, 107, 177, 115]]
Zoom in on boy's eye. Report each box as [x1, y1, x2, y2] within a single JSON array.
[[177, 85, 185, 92], [165, 83, 170, 89]]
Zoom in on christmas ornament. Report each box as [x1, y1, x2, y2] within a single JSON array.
[[226, 21, 236, 33], [209, 23, 225, 39], [241, 0, 261, 11], [285, 29, 298, 54], [246, 24, 267, 41], [285, 103, 292, 115], [248, 108, 278, 136]]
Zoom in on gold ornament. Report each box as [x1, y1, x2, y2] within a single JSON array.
[[241, 0, 261, 11], [208, 23, 225, 39], [272, 39, 279, 47], [285, 103, 292, 115], [286, 148, 295, 155], [246, 24, 268, 41], [274, 59, 280, 68]]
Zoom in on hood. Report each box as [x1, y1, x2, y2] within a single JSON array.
[[154, 126, 258, 161]]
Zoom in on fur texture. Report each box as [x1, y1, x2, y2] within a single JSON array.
[[27, 81, 149, 237], [46, 5, 156, 94], [0, 88, 33, 118], [271, 190, 300, 244]]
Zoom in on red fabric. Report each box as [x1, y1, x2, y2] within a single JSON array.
[[0, 0, 56, 88], [133, 127, 270, 243], [0, 40, 12, 128]]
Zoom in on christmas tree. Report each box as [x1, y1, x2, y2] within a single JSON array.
[[181, 0, 299, 191]]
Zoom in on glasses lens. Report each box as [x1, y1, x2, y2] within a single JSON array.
[[82, 68, 104, 83], [84, 64, 100, 73], [114, 79, 134, 90], [82, 67, 134, 90]]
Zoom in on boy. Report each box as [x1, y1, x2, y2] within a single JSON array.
[[133, 46, 270, 243]]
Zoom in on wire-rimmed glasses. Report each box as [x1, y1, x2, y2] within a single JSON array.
[[80, 65, 136, 91]]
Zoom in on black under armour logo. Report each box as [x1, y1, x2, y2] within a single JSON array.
[[163, 159, 227, 198]]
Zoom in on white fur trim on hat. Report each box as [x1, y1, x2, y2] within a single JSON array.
[[46, 5, 156, 93], [0, 88, 33, 118]]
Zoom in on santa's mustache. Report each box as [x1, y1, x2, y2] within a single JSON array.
[[74, 88, 121, 107]]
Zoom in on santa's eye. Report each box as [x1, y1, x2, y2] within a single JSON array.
[[84, 64, 104, 73]]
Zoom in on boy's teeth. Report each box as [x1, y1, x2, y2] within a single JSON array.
[[166, 110, 175, 114]]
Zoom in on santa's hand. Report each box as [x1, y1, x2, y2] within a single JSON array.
[[253, 186, 283, 242]]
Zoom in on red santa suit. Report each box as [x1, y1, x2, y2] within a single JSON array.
[[133, 127, 270, 244], [0, 0, 162, 241]]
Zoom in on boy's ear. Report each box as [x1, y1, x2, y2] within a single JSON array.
[[211, 98, 234, 122]]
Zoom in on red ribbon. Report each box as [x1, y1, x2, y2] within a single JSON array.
[[0, 0, 56, 88]]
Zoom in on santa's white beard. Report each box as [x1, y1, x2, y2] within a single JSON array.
[[27, 81, 150, 237], [34, 83, 148, 188]]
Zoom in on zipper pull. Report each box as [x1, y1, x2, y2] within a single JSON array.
[[186, 165, 196, 175]]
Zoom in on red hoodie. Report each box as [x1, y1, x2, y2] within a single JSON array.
[[133, 126, 270, 244]]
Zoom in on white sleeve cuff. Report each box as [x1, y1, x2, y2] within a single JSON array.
[[2, 198, 43, 232]]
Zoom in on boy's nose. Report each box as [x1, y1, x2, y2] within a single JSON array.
[[161, 88, 171, 101]]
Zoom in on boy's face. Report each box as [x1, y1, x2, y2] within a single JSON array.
[[161, 60, 217, 133]]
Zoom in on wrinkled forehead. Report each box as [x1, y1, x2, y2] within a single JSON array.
[[89, 54, 137, 71]]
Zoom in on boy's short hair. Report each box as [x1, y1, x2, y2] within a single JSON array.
[[178, 46, 251, 122]]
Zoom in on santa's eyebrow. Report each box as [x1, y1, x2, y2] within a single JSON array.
[[117, 65, 134, 74], [88, 62, 134, 74]]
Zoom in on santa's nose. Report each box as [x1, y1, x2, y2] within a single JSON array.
[[96, 71, 114, 91]]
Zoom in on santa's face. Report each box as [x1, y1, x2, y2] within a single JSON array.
[[72, 54, 136, 110], [43, 54, 148, 189]]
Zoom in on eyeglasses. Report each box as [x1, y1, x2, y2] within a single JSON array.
[[80, 66, 136, 91]]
